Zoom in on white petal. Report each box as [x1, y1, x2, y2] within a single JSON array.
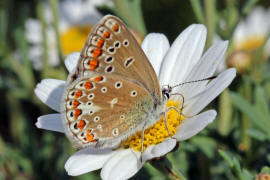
[[28, 45, 43, 70], [36, 114, 64, 133], [25, 19, 42, 43], [174, 41, 228, 101], [141, 145, 155, 162], [142, 138, 176, 161], [184, 68, 236, 115], [101, 149, 142, 180], [65, 148, 114, 176], [59, 0, 103, 26], [34, 79, 65, 112], [233, 20, 247, 44], [159, 24, 206, 85], [141, 33, 170, 75], [246, 7, 268, 36], [174, 110, 217, 141], [64, 52, 80, 73]]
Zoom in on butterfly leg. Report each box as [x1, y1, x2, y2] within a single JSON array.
[[140, 122, 147, 162], [170, 93, 185, 110], [162, 105, 184, 138], [161, 111, 172, 137]]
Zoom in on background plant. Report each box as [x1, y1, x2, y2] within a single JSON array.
[[0, 0, 270, 179]]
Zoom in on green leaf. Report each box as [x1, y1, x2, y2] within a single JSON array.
[[254, 86, 270, 118], [260, 166, 270, 174], [247, 128, 267, 141], [113, 0, 146, 35], [189, 0, 204, 24], [218, 149, 234, 167], [230, 92, 270, 137], [242, 0, 259, 15], [242, 169, 254, 180], [191, 136, 216, 159]]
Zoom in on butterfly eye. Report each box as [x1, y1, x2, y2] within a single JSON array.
[[93, 116, 100, 122], [89, 110, 95, 115], [105, 65, 114, 73], [112, 128, 119, 136], [70, 121, 81, 134], [115, 81, 122, 89], [130, 90, 137, 97], [105, 56, 114, 63], [101, 87, 107, 93], [88, 93, 95, 100], [114, 41, 121, 48], [97, 124, 103, 131], [124, 57, 135, 68], [108, 47, 116, 54], [68, 90, 77, 99], [123, 40, 129, 47], [67, 110, 75, 121]]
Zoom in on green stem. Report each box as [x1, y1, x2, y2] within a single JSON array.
[[218, 89, 232, 136], [239, 76, 251, 151], [113, 0, 146, 36], [49, 0, 64, 62], [204, 0, 216, 49], [190, 0, 204, 24], [37, 0, 49, 78], [242, 0, 259, 15], [150, 156, 186, 180]]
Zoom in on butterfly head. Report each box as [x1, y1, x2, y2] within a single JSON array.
[[161, 85, 172, 101]]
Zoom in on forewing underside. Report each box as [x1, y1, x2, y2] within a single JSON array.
[[69, 15, 162, 101], [63, 73, 154, 148]]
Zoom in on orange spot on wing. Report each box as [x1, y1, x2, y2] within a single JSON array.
[[97, 39, 104, 48], [89, 59, 99, 70], [103, 31, 110, 38], [112, 24, 119, 32], [86, 130, 97, 142], [75, 91, 82, 98], [72, 100, 80, 109], [78, 120, 86, 130], [84, 82, 93, 90], [74, 109, 82, 120], [92, 49, 102, 58], [93, 75, 104, 82]]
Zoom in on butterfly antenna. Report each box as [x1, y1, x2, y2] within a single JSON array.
[[171, 75, 217, 89]]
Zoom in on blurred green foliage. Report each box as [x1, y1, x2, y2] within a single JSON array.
[[0, 0, 270, 179]]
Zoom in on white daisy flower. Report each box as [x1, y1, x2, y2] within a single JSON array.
[[226, 6, 270, 73], [233, 6, 270, 55], [25, 0, 109, 70], [35, 24, 236, 179]]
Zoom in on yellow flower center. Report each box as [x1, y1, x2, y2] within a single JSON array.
[[122, 100, 184, 151], [60, 25, 92, 56], [235, 35, 266, 52]]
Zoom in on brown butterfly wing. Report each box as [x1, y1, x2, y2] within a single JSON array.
[[69, 15, 162, 101], [63, 73, 154, 148]]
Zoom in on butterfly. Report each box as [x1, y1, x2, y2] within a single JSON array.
[[61, 15, 172, 149]]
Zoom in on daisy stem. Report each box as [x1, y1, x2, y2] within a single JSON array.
[[204, 0, 216, 49], [242, 0, 259, 15], [218, 89, 232, 136], [49, 0, 64, 63], [190, 0, 205, 24], [113, 0, 147, 36], [239, 76, 251, 151], [37, 0, 49, 78], [150, 156, 186, 180], [253, 31, 270, 64]]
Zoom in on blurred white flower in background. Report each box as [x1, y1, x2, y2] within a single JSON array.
[[233, 6, 270, 55], [25, 0, 112, 70], [228, 6, 270, 73]]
